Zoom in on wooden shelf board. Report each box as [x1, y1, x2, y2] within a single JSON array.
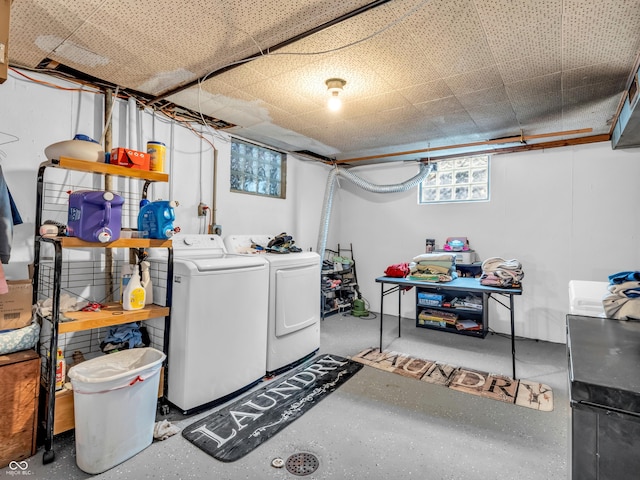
[[48, 157, 169, 182], [40, 236, 172, 248], [59, 303, 170, 333]]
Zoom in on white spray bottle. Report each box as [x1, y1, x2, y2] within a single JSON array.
[[140, 260, 153, 305]]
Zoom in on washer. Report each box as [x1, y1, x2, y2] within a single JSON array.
[[224, 234, 320, 376], [149, 234, 269, 414]]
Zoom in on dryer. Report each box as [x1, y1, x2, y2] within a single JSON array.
[[224, 234, 320, 376], [149, 234, 269, 413]]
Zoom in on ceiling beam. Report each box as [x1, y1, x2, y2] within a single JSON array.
[[334, 128, 596, 164]]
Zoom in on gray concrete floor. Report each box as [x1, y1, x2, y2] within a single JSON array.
[[23, 312, 569, 479]]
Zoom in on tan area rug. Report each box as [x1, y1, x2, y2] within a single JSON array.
[[351, 348, 553, 412]]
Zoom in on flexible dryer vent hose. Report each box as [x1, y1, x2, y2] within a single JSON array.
[[316, 163, 435, 256]]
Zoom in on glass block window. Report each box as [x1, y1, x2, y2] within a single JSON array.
[[419, 155, 490, 204], [230, 138, 286, 198]]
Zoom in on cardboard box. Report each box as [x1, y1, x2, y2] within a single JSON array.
[[0, 0, 10, 84], [0, 280, 33, 331], [110, 148, 150, 170]]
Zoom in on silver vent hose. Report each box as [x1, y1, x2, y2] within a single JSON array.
[[317, 163, 435, 256]]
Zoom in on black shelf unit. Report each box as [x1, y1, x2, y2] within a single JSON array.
[[321, 243, 358, 318], [415, 285, 488, 338]]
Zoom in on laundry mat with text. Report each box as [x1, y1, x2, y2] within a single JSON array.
[[352, 348, 553, 411]]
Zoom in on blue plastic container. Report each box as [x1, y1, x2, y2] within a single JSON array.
[[68, 190, 124, 243], [137, 200, 177, 239]]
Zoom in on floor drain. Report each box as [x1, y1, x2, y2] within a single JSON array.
[[285, 452, 319, 476]]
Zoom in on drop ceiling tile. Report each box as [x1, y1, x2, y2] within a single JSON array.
[[562, 0, 640, 70], [358, 32, 444, 88], [399, 80, 454, 105], [475, 0, 562, 63], [341, 92, 414, 119], [506, 72, 561, 101], [213, 65, 269, 90], [497, 51, 562, 85], [457, 86, 511, 108], [403, 0, 496, 77], [445, 68, 504, 96], [240, 77, 323, 114], [465, 103, 519, 133], [562, 63, 629, 91], [414, 96, 467, 116], [510, 93, 562, 125]]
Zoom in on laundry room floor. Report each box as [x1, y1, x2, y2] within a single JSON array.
[[25, 312, 569, 480]]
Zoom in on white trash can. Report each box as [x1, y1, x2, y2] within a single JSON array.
[[68, 347, 166, 474]]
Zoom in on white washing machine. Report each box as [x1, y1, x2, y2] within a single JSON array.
[[224, 234, 320, 376], [149, 234, 269, 414]]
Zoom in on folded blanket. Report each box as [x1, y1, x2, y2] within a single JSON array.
[[413, 253, 456, 263], [608, 281, 640, 298], [415, 264, 451, 274], [608, 271, 640, 285], [603, 293, 640, 320]]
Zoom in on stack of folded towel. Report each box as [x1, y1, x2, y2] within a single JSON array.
[[603, 271, 640, 320], [480, 257, 524, 288], [409, 253, 457, 282]]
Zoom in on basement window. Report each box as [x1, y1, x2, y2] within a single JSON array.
[[419, 155, 490, 204], [230, 138, 286, 198]]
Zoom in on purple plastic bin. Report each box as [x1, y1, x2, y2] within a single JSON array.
[[68, 190, 124, 243]]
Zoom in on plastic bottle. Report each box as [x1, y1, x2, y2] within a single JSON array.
[[140, 260, 153, 305], [55, 348, 66, 391], [122, 268, 146, 311]]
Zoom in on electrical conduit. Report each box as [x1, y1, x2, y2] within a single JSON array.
[[316, 163, 435, 256]]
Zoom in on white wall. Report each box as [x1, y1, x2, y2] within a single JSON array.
[[2, 68, 640, 345], [0, 70, 320, 263], [330, 144, 640, 343]]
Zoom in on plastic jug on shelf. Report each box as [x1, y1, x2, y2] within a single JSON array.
[[137, 199, 180, 239], [68, 190, 124, 243]]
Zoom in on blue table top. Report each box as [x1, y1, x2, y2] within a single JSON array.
[[375, 276, 522, 295]]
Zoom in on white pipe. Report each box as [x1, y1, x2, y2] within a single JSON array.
[[127, 97, 138, 227], [316, 163, 435, 256]]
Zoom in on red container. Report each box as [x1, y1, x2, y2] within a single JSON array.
[[110, 148, 150, 170]]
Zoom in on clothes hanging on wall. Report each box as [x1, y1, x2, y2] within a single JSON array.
[[0, 165, 23, 264]]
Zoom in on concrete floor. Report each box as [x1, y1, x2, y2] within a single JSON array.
[[24, 312, 570, 479]]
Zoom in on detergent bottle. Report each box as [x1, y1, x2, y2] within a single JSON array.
[[55, 348, 66, 391], [122, 266, 145, 311], [137, 200, 179, 239]]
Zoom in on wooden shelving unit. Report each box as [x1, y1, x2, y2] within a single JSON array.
[[33, 157, 173, 464]]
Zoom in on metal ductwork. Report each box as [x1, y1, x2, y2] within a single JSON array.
[[316, 163, 435, 256]]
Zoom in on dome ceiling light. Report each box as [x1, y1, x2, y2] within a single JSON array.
[[325, 78, 347, 111]]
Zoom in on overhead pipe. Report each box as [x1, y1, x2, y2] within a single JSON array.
[[317, 163, 434, 257]]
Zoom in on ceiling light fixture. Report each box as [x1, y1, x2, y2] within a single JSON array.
[[325, 78, 346, 111]]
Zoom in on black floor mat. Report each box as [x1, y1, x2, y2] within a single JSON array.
[[182, 354, 363, 462]]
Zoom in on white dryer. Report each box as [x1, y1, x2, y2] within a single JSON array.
[[149, 234, 269, 413], [224, 234, 320, 376]]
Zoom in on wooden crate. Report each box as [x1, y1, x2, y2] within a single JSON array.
[[0, 350, 40, 468]]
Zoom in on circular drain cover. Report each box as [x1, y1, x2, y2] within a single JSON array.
[[285, 452, 319, 476]]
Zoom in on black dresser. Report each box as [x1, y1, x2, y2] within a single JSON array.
[[567, 314, 640, 479]]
